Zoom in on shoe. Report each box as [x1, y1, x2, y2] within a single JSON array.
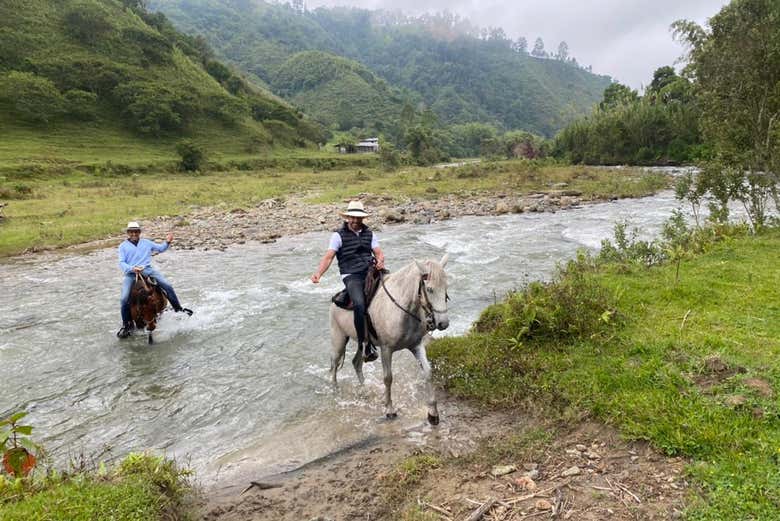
[[117, 326, 132, 339], [175, 307, 194, 316], [363, 343, 378, 363]]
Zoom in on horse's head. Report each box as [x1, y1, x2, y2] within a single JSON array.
[[414, 253, 450, 331]]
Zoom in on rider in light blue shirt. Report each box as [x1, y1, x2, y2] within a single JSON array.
[[117, 221, 192, 338]]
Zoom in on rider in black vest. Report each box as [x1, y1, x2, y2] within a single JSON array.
[[311, 201, 385, 362]]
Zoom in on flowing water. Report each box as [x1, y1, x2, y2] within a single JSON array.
[[0, 187, 688, 485]]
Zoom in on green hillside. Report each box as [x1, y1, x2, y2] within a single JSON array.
[[272, 51, 408, 132], [149, 0, 612, 137], [0, 0, 323, 169]]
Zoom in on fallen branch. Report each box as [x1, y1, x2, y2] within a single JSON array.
[[464, 497, 496, 521], [240, 481, 283, 495], [614, 481, 641, 504], [418, 498, 454, 521], [505, 481, 570, 505]]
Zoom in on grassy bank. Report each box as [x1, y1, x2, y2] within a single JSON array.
[[0, 160, 667, 257], [429, 227, 780, 519], [0, 453, 193, 521]]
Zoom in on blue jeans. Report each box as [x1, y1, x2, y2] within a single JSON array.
[[120, 266, 182, 325]]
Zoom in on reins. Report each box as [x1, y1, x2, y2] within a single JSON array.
[[379, 270, 447, 329]]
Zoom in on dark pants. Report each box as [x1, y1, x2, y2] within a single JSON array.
[[344, 273, 367, 346]]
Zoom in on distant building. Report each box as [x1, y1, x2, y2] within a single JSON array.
[[356, 138, 380, 153], [336, 137, 380, 154]]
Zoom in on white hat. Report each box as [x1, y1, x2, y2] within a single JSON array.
[[340, 200, 369, 218], [126, 221, 141, 230]]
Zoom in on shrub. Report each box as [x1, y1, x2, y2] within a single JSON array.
[[63, 89, 98, 120], [32, 57, 130, 96], [500, 254, 619, 345], [64, 2, 113, 45], [121, 27, 172, 65], [379, 141, 402, 171], [0, 28, 33, 70], [207, 93, 248, 125], [0, 72, 64, 123], [113, 81, 196, 135], [175, 140, 205, 171]]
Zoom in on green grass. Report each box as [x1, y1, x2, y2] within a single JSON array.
[[0, 453, 193, 521], [429, 228, 780, 520], [0, 161, 667, 257]]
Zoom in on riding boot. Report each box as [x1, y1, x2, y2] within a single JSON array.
[[117, 322, 134, 339], [363, 341, 378, 362]]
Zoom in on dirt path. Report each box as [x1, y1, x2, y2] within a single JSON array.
[[202, 397, 687, 521]]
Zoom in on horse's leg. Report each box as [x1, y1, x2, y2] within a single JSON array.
[[331, 334, 348, 388], [148, 332, 153, 345], [351, 341, 365, 385], [413, 335, 439, 425], [382, 347, 397, 419]]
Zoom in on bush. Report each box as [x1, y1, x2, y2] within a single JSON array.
[[121, 27, 172, 65], [63, 89, 98, 121], [175, 140, 205, 171], [379, 141, 402, 171], [113, 81, 196, 135], [0, 72, 64, 123], [64, 2, 113, 45], [499, 254, 619, 345], [32, 57, 130, 96]]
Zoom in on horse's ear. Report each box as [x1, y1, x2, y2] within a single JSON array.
[[440, 253, 449, 267], [414, 259, 428, 275]]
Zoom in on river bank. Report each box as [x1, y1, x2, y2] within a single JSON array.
[[204, 397, 687, 521], [0, 161, 669, 257]]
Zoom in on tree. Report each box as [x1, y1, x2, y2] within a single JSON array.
[[673, 0, 780, 229], [0, 72, 64, 123], [513, 36, 528, 53], [599, 82, 638, 110], [648, 65, 677, 93], [531, 37, 546, 58], [556, 41, 569, 61], [65, 2, 113, 45]]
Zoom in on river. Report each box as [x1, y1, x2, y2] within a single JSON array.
[[0, 188, 686, 485]]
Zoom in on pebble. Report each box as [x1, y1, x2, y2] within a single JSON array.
[[561, 466, 582, 477]]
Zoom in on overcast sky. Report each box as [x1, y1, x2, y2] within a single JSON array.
[[305, 0, 727, 90]]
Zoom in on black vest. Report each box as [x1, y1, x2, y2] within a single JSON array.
[[336, 222, 374, 275]]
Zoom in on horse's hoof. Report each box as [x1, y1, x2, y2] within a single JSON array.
[[386, 412, 398, 420], [427, 414, 440, 426], [148, 334, 154, 345]]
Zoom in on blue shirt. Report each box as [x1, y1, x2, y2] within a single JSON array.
[[118, 238, 169, 274]]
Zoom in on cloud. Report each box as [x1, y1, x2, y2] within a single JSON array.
[[305, 0, 728, 88]]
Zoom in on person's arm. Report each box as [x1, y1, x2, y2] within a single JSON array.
[[373, 247, 385, 270], [118, 243, 134, 274], [311, 250, 336, 283], [371, 233, 384, 270], [151, 233, 173, 253]]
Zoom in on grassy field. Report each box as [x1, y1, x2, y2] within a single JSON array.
[[0, 160, 667, 257], [429, 227, 780, 520]]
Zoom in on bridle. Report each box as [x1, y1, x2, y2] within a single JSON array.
[[380, 271, 449, 331]]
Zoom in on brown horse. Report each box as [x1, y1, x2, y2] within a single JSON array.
[[130, 273, 168, 344]]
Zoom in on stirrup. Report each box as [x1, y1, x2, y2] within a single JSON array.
[[363, 343, 378, 362]]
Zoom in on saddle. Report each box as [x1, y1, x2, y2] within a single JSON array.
[[331, 265, 389, 310]]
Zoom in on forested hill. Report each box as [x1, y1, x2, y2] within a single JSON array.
[[149, 0, 612, 137], [0, 0, 323, 166]]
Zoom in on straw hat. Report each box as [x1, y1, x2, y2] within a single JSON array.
[[126, 221, 141, 231], [340, 200, 369, 218]]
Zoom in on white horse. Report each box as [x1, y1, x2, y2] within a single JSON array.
[[329, 254, 450, 425]]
